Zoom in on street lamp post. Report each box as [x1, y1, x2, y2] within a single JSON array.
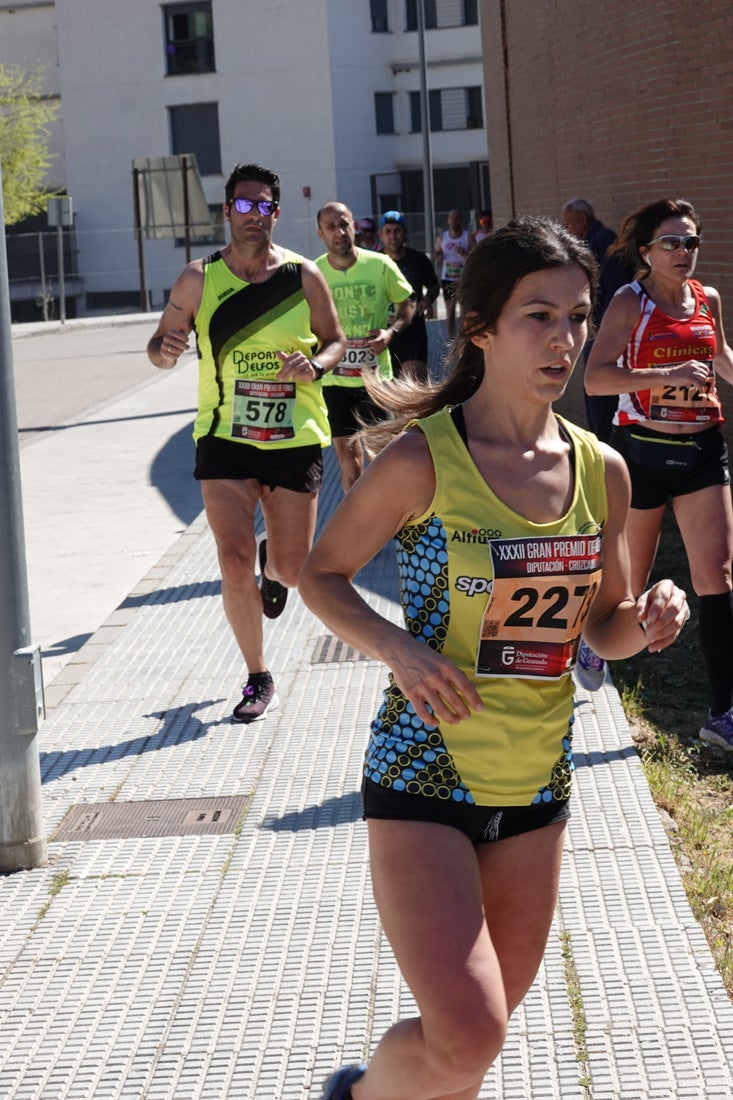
[[417, 0, 436, 256], [0, 162, 48, 872]]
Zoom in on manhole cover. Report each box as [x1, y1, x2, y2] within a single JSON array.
[[312, 634, 369, 665], [52, 795, 250, 841]]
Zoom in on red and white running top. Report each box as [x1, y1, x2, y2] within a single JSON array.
[[614, 278, 722, 428]]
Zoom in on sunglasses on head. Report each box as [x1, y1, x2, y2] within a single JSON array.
[[646, 234, 700, 252], [231, 197, 278, 216]]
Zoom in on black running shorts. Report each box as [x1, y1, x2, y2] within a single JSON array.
[[390, 320, 428, 374], [611, 423, 730, 510], [194, 435, 323, 493], [361, 777, 571, 843], [323, 385, 387, 438]]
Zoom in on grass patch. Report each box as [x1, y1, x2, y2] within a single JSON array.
[[610, 510, 733, 1000], [559, 929, 592, 1092]]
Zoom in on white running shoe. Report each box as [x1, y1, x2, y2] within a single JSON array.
[[574, 639, 606, 692]]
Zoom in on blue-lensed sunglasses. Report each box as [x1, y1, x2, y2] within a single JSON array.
[[231, 197, 278, 217]]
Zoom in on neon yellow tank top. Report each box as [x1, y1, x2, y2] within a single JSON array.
[[193, 249, 330, 449], [366, 407, 608, 806]]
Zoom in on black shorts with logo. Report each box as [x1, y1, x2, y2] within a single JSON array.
[[194, 435, 323, 493], [361, 776, 570, 844], [611, 423, 730, 510]]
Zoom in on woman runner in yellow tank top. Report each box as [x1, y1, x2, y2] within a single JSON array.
[[300, 217, 690, 1100]]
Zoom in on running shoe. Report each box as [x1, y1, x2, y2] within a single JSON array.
[[574, 639, 606, 692], [258, 536, 288, 619], [699, 708, 733, 751], [232, 672, 279, 723], [321, 1064, 368, 1099]]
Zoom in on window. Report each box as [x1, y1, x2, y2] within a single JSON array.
[[169, 103, 222, 175], [374, 92, 395, 134], [410, 87, 483, 132], [163, 3, 215, 75], [405, 0, 478, 30], [370, 0, 389, 32]]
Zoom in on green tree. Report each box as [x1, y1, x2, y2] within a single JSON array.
[[0, 64, 60, 225]]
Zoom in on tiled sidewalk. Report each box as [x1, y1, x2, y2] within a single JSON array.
[[1, 450, 732, 1099]]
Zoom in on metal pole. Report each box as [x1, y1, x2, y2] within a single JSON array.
[[38, 232, 48, 322], [417, 0, 436, 256], [132, 167, 149, 312], [0, 162, 48, 872], [56, 223, 66, 323], [182, 156, 191, 265]]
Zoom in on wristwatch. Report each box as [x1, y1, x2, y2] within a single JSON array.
[[309, 358, 325, 380]]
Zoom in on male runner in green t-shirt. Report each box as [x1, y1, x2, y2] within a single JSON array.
[[316, 202, 414, 492]]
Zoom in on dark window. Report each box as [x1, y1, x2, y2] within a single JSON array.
[[466, 85, 484, 129], [163, 3, 215, 75], [405, 0, 477, 30], [410, 91, 421, 132], [429, 88, 442, 130], [409, 87, 483, 132], [464, 0, 479, 24], [374, 92, 395, 134], [169, 102, 221, 175], [409, 90, 442, 131], [370, 0, 389, 32]]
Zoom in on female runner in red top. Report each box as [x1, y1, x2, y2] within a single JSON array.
[[585, 197, 733, 749]]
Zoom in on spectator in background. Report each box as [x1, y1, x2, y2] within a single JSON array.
[[378, 210, 440, 383], [435, 208, 471, 338], [356, 217, 380, 251], [562, 197, 632, 443], [470, 209, 493, 249]]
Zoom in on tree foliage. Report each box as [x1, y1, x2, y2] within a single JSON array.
[[0, 64, 60, 225]]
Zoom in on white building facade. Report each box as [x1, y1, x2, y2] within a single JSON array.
[[1, 0, 488, 320]]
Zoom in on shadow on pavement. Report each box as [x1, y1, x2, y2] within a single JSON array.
[[261, 791, 363, 831], [39, 700, 225, 784], [149, 420, 202, 526]]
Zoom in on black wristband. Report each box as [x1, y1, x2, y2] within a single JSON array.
[[309, 358, 325, 380]]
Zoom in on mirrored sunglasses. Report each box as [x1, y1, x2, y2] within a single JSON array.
[[647, 234, 700, 252], [231, 197, 278, 216]]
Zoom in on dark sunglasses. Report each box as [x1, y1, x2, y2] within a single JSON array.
[[646, 234, 701, 252], [231, 197, 278, 216]]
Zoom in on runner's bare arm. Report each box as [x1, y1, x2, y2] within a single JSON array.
[[302, 260, 346, 371], [299, 431, 483, 726], [275, 261, 346, 382], [582, 446, 689, 658], [368, 294, 416, 354], [146, 262, 204, 369], [705, 286, 733, 386]]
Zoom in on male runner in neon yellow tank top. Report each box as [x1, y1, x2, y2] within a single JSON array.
[[147, 163, 345, 723]]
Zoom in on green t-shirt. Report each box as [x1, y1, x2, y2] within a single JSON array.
[[315, 248, 412, 387]]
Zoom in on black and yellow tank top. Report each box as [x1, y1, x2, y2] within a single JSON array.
[[366, 407, 608, 806], [193, 249, 330, 449]]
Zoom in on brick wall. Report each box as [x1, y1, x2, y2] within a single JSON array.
[[479, 0, 733, 443]]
